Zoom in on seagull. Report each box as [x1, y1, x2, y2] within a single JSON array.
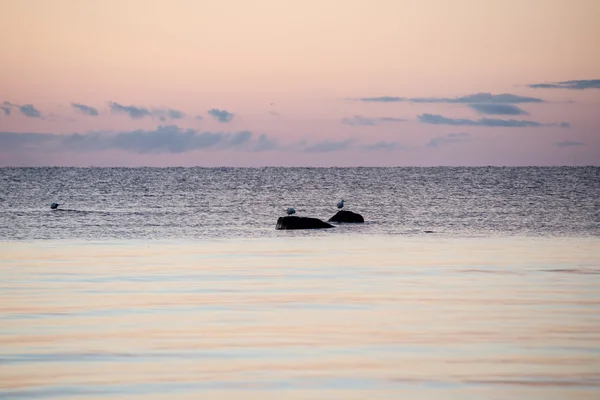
[[286, 207, 296, 216], [336, 199, 344, 209], [50, 202, 59, 210]]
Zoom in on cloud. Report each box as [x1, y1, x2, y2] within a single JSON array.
[[411, 93, 543, 104], [427, 132, 472, 148], [356, 96, 406, 102], [0, 132, 56, 150], [195, 115, 203, 120], [302, 139, 353, 153], [166, 109, 186, 119], [355, 92, 544, 104], [268, 111, 281, 117], [0, 129, 407, 156], [254, 134, 279, 151], [554, 140, 585, 147], [19, 104, 42, 118], [529, 79, 600, 90], [208, 108, 235, 123], [418, 113, 570, 128], [1, 102, 11, 116], [361, 141, 401, 151], [291, 138, 403, 152], [468, 104, 529, 115], [555, 122, 571, 128], [0, 126, 279, 154], [109, 102, 152, 119], [109, 102, 186, 120], [341, 115, 408, 126], [71, 103, 99, 116], [1, 102, 43, 118]]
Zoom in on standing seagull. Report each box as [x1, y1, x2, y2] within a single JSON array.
[[286, 207, 296, 216], [50, 202, 59, 210], [336, 199, 344, 209]]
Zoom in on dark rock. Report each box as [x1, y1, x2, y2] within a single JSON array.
[[276, 216, 334, 230], [328, 210, 364, 223]]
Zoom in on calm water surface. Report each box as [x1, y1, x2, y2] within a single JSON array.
[[2, 237, 599, 399], [1, 167, 599, 399]]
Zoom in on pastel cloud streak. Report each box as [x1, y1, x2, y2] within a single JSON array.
[[355, 93, 544, 104], [468, 104, 529, 116], [418, 113, 571, 128], [361, 141, 401, 151], [529, 79, 600, 90], [0, 126, 397, 155], [427, 132, 472, 148], [0, 127, 271, 154], [554, 140, 585, 147], [341, 115, 408, 126]]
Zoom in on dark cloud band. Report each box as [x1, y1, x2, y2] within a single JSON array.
[[341, 115, 408, 126], [0, 126, 265, 154], [529, 80, 600, 90], [427, 132, 472, 148], [355, 92, 544, 104], [468, 104, 529, 116], [0, 128, 400, 155], [418, 113, 570, 128]]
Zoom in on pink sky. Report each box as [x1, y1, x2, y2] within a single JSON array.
[[1, 0, 599, 166]]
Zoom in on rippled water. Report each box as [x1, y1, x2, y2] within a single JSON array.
[[0, 167, 598, 239], [1, 168, 599, 399]]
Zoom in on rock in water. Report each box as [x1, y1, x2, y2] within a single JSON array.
[[328, 210, 364, 223], [276, 216, 334, 230]]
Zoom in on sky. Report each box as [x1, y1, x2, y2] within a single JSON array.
[[1, 0, 599, 167]]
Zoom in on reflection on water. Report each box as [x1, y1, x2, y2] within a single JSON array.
[[1, 236, 600, 399]]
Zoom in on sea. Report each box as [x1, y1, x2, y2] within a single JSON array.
[[1, 166, 599, 399]]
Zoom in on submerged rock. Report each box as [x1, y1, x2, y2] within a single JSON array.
[[276, 216, 334, 230], [328, 210, 364, 223]]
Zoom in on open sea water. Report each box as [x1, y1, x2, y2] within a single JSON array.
[[1, 167, 599, 399]]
